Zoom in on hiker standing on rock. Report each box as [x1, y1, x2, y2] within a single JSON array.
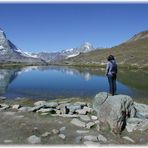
[[105, 55, 118, 96]]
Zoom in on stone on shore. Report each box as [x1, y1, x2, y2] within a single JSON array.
[[86, 122, 95, 129], [67, 104, 82, 113], [83, 135, 98, 142], [0, 104, 10, 111], [79, 115, 91, 121], [44, 102, 59, 108], [134, 102, 148, 118], [75, 109, 87, 115], [12, 104, 21, 110], [27, 135, 41, 144], [70, 118, 86, 128], [93, 92, 136, 134], [58, 134, 66, 140], [52, 129, 60, 134], [34, 101, 46, 106], [59, 127, 66, 132], [36, 108, 54, 113], [56, 104, 69, 114], [76, 130, 89, 134], [97, 134, 107, 143], [18, 106, 33, 112]]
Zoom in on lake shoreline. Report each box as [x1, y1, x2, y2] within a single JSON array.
[[0, 62, 148, 70], [0, 96, 148, 145]]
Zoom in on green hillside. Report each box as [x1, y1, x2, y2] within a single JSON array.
[[61, 30, 148, 69]]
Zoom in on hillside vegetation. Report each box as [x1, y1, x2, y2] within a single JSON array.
[[61, 31, 148, 69]]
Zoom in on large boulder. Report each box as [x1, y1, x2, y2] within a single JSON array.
[[93, 92, 136, 133], [134, 102, 148, 118]]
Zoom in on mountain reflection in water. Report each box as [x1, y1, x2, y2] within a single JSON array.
[[0, 66, 147, 100]]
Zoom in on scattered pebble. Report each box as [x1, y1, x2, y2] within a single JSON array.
[[83, 135, 98, 142], [98, 134, 107, 143], [59, 127, 66, 132], [58, 134, 66, 140], [76, 130, 89, 134], [52, 129, 60, 134]]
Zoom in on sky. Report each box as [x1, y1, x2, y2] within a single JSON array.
[[0, 3, 148, 52]]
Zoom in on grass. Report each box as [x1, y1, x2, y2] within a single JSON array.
[[61, 38, 148, 69]]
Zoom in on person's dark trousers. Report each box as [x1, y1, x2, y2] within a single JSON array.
[[107, 75, 116, 95]]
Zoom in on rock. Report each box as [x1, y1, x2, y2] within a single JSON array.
[[56, 104, 69, 114], [86, 122, 95, 129], [75, 109, 87, 115], [83, 141, 100, 145], [12, 104, 21, 109], [52, 129, 60, 134], [58, 134, 66, 140], [76, 130, 89, 134], [97, 134, 107, 143], [126, 118, 143, 132], [4, 139, 13, 143], [45, 102, 59, 108], [67, 104, 82, 113], [70, 118, 86, 128], [0, 104, 10, 111], [93, 92, 136, 133], [59, 127, 66, 132], [134, 102, 148, 118], [126, 118, 148, 132], [83, 135, 98, 142], [75, 136, 82, 144], [122, 136, 135, 143], [79, 115, 91, 121], [18, 106, 32, 112], [29, 105, 43, 112], [83, 106, 94, 113], [36, 108, 54, 113], [56, 110, 61, 115], [34, 101, 46, 106], [27, 135, 41, 144], [91, 115, 98, 120], [52, 114, 79, 118], [41, 132, 51, 137], [138, 119, 148, 131]]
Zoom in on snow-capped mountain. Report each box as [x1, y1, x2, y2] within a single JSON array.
[[0, 28, 46, 64], [30, 42, 95, 62]]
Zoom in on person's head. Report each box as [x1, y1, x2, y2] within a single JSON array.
[[107, 55, 115, 61]]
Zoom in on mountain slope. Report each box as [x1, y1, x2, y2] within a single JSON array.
[[62, 30, 148, 68], [0, 28, 46, 65], [30, 42, 95, 62]]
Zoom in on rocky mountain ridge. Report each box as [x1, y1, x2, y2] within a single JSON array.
[[62, 30, 148, 68], [0, 28, 46, 65], [29, 42, 95, 62]]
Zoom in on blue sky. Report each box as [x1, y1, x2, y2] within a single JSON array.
[[0, 3, 148, 52]]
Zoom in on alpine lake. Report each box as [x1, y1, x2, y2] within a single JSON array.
[[0, 65, 148, 104]]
